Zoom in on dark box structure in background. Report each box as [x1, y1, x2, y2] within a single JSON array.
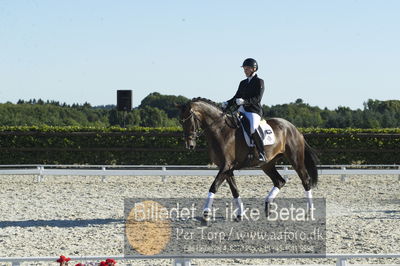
[[117, 90, 132, 111]]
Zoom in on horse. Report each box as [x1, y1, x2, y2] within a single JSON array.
[[178, 97, 319, 221]]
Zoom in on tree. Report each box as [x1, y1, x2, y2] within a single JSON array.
[[139, 106, 177, 127], [108, 109, 141, 127], [0, 96, 398, 128], [139, 92, 189, 119], [295, 98, 304, 104]]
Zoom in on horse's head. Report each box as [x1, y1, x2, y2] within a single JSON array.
[[177, 102, 201, 150], [177, 98, 224, 150]]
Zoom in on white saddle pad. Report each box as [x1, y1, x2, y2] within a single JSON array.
[[242, 119, 276, 147]]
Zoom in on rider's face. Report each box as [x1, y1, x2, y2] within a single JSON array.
[[243, 66, 256, 77]]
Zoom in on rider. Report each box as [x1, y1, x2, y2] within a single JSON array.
[[222, 58, 266, 161]]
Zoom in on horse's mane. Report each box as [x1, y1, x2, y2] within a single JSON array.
[[190, 97, 222, 111]]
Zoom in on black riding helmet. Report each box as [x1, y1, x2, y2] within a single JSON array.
[[242, 58, 258, 71]]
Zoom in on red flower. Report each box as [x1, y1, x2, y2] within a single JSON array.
[[99, 259, 116, 265], [75, 264, 84, 266], [57, 255, 71, 263], [106, 258, 116, 265]]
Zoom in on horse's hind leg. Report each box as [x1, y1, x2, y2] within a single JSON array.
[[261, 162, 286, 216], [288, 148, 314, 211], [261, 162, 286, 202]]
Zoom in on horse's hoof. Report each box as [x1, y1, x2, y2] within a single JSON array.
[[203, 211, 211, 222], [234, 215, 242, 222], [201, 219, 211, 226], [201, 212, 211, 226]]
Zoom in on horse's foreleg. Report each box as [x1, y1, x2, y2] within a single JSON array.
[[226, 174, 243, 221], [203, 191, 215, 218], [203, 170, 228, 221], [233, 197, 244, 221]]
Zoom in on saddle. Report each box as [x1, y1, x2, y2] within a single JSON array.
[[238, 113, 275, 147]]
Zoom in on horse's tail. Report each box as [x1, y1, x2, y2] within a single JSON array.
[[304, 141, 319, 188]]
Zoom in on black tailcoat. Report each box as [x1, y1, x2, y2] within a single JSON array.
[[226, 74, 265, 116]]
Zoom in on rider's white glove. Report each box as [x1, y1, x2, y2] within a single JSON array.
[[236, 98, 245, 105], [221, 101, 228, 109]]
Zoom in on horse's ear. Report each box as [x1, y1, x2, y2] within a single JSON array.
[[174, 103, 185, 111]]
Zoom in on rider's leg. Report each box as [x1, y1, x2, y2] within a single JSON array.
[[244, 111, 265, 161], [252, 131, 266, 161]]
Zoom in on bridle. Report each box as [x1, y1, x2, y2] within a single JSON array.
[[180, 106, 231, 142], [180, 110, 203, 140]]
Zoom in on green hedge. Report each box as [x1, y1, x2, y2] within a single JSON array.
[[0, 126, 399, 165], [301, 128, 400, 164]]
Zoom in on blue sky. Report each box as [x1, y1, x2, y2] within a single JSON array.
[[1, 0, 399, 109]]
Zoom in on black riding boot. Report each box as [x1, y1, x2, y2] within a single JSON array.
[[251, 132, 266, 162]]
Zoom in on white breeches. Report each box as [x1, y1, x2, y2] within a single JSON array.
[[238, 106, 261, 134]]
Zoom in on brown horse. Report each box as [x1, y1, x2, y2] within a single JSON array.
[[178, 97, 319, 221]]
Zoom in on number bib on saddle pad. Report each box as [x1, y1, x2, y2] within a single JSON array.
[[240, 118, 275, 147]]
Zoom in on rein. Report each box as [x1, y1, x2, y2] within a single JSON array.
[[224, 111, 241, 129]]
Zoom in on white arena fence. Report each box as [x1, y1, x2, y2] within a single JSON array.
[[0, 164, 399, 182], [0, 164, 399, 265], [0, 253, 400, 266]]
